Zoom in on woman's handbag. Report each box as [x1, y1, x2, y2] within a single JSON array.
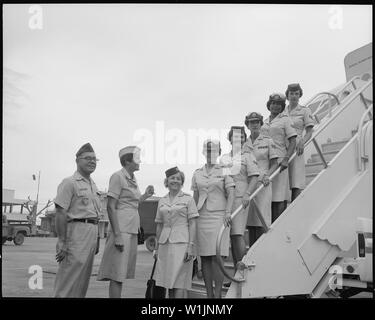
[[145, 258, 166, 299], [137, 227, 145, 245]]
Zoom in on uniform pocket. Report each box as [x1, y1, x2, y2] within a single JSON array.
[[77, 190, 90, 207]]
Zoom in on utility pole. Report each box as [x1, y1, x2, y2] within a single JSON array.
[[36, 171, 41, 209], [32, 171, 41, 234]]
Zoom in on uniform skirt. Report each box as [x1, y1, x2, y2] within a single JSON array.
[[272, 158, 290, 202], [230, 197, 249, 236], [154, 242, 194, 289], [247, 184, 272, 227], [288, 152, 306, 189], [196, 203, 230, 257], [97, 231, 137, 283]]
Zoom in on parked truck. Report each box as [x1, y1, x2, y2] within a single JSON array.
[[2, 213, 31, 245]]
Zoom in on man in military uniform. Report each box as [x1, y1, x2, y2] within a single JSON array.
[[53, 143, 101, 298]]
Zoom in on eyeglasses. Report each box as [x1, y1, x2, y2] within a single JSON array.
[[78, 157, 99, 162]]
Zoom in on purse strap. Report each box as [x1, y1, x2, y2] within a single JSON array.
[[149, 258, 157, 280]]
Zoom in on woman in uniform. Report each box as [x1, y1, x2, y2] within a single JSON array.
[[191, 139, 235, 298], [220, 126, 259, 269], [285, 83, 315, 201], [262, 93, 297, 222], [243, 113, 279, 247], [153, 167, 199, 298], [97, 146, 154, 298]]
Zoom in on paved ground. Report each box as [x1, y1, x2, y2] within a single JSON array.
[[2, 237, 154, 298], [2, 237, 372, 299]]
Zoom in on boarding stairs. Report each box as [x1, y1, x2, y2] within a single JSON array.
[[219, 75, 373, 298]]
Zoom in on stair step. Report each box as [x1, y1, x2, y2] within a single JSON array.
[[321, 140, 348, 153], [305, 173, 318, 186], [309, 149, 341, 163], [305, 162, 326, 175]]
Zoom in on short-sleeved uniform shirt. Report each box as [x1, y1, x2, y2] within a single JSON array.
[[191, 164, 235, 211], [243, 134, 279, 177], [286, 104, 315, 138], [219, 150, 260, 198], [107, 168, 142, 234], [155, 191, 199, 244], [54, 171, 101, 221], [261, 113, 297, 158]]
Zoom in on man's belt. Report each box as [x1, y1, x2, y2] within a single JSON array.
[[69, 218, 99, 225]]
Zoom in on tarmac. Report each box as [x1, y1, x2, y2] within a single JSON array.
[[2, 237, 372, 299], [2, 237, 155, 298]]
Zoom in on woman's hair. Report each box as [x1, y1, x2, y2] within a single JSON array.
[[164, 171, 185, 188], [120, 153, 134, 167]]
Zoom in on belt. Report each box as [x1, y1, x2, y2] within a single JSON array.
[[69, 218, 99, 225]]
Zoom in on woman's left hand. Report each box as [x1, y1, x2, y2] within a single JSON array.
[[296, 140, 305, 156], [184, 244, 195, 262]]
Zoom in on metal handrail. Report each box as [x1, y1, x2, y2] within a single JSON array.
[[311, 92, 340, 118], [305, 76, 364, 123], [216, 78, 373, 283], [357, 104, 373, 171], [305, 92, 340, 114], [305, 75, 361, 109]]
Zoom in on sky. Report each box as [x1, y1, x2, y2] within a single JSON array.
[[3, 4, 372, 214]]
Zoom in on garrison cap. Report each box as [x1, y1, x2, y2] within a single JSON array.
[[119, 146, 140, 159], [165, 166, 180, 178], [285, 83, 303, 97], [76, 143, 94, 157]]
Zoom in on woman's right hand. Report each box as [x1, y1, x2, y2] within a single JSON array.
[[262, 174, 270, 186], [114, 234, 124, 252]]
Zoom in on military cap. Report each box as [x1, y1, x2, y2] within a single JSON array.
[[285, 83, 303, 98], [76, 143, 94, 157], [269, 93, 286, 102], [267, 93, 286, 112], [119, 146, 140, 159], [165, 166, 180, 178], [245, 112, 263, 124]]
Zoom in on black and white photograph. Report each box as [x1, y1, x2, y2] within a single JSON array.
[[2, 3, 373, 304]]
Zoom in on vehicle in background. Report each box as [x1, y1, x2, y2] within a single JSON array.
[[2, 212, 31, 245], [139, 197, 160, 252]]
